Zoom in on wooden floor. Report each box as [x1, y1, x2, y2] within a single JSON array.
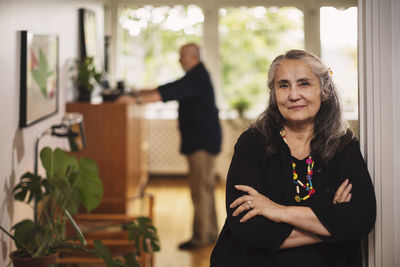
[[145, 176, 226, 267]]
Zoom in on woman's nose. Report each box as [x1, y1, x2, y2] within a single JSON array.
[[288, 86, 300, 101]]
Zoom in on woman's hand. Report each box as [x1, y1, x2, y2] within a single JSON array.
[[230, 185, 286, 223], [333, 178, 352, 204]]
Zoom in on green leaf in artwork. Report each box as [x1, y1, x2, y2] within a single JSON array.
[[31, 68, 47, 98], [30, 48, 54, 98], [38, 48, 49, 73]]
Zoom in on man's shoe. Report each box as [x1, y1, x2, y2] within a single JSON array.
[[178, 239, 215, 250], [178, 240, 201, 250]]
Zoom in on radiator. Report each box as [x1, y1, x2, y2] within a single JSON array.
[[147, 119, 252, 179]]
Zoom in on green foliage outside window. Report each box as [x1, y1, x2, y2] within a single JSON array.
[[120, 6, 202, 87], [119, 6, 303, 114], [219, 7, 303, 112]]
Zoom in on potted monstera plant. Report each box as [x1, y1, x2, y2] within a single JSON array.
[[1, 147, 159, 267], [71, 57, 102, 101]]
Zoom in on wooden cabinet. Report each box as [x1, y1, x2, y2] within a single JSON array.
[[66, 102, 148, 214]]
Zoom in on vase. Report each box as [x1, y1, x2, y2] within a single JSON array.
[[78, 85, 92, 102], [10, 251, 57, 267]]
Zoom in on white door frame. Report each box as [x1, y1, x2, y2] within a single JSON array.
[[358, 0, 400, 266]]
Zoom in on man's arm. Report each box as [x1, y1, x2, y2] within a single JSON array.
[[117, 88, 162, 104], [138, 89, 162, 103]]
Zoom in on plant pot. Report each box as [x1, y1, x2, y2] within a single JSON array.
[[236, 107, 245, 118], [77, 84, 92, 102], [10, 251, 57, 267]]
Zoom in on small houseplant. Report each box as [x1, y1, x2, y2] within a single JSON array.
[[1, 147, 159, 267], [230, 96, 251, 118], [71, 57, 102, 101]]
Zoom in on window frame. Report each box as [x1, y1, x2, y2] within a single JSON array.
[[106, 0, 356, 109]]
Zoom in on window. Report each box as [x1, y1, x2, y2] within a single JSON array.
[[320, 7, 358, 120], [114, 3, 357, 120], [219, 6, 304, 117], [118, 5, 203, 118]]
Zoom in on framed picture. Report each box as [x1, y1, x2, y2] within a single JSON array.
[[79, 8, 99, 65], [20, 31, 59, 128]]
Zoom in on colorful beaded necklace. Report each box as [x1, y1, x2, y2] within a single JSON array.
[[280, 129, 316, 202]]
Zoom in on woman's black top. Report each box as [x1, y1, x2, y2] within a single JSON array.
[[210, 128, 376, 267]]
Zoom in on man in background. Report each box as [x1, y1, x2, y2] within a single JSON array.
[[120, 43, 222, 250]]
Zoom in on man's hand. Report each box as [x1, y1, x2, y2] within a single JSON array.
[[117, 94, 138, 104]]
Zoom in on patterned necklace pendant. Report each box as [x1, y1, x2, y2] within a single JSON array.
[[280, 128, 316, 202]]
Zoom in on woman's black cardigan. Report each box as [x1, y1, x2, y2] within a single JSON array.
[[210, 128, 376, 267]]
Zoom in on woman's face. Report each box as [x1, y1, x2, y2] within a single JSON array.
[[274, 59, 322, 127]]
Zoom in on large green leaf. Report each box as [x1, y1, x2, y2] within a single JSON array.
[[53, 148, 78, 178], [94, 240, 125, 267], [125, 217, 160, 254], [12, 219, 38, 253], [64, 187, 80, 215], [50, 171, 74, 212], [40, 147, 54, 180], [13, 172, 43, 203], [52, 173, 71, 192], [76, 157, 103, 212], [124, 252, 140, 267], [40, 147, 103, 213], [79, 157, 99, 176]]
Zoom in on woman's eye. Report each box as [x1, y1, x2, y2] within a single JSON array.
[[300, 82, 310, 86], [279, 84, 288, 88]]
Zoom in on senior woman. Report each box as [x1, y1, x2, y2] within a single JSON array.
[[210, 50, 376, 267]]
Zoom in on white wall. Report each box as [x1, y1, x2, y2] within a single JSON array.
[[0, 0, 104, 265], [358, 0, 400, 266]]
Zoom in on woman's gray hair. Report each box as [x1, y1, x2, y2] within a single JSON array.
[[254, 49, 353, 165]]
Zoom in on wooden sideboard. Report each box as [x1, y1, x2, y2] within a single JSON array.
[[66, 101, 148, 214]]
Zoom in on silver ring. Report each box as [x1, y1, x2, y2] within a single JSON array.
[[247, 200, 252, 208]]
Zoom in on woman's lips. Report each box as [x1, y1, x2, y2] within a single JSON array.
[[288, 105, 306, 110]]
